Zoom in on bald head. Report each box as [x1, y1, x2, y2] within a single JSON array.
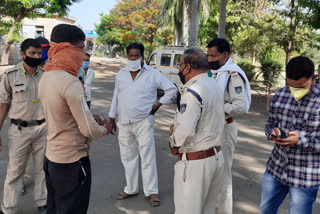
[[182, 48, 210, 72]]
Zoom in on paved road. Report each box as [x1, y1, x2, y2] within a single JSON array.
[[0, 58, 319, 213]]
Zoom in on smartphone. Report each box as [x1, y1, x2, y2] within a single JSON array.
[[271, 134, 288, 138]]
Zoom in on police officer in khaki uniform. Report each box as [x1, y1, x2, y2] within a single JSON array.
[[169, 49, 225, 214], [207, 38, 251, 214], [0, 39, 47, 214]]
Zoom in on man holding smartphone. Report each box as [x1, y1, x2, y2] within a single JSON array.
[[260, 56, 320, 214]]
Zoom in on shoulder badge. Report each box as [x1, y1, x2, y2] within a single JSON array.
[[180, 104, 187, 114], [235, 86, 242, 94]]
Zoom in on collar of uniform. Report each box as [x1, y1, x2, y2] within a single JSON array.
[[211, 57, 233, 74], [19, 62, 42, 78], [184, 73, 208, 88]]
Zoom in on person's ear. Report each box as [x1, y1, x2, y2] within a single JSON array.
[[20, 50, 26, 59], [223, 52, 229, 61]]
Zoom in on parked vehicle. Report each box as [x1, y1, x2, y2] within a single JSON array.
[[147, 46, 187, 95]]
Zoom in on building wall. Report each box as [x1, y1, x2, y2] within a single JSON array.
[[22, 16, 76, 40]]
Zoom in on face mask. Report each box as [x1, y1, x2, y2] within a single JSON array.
[[42, 50, 48, 61], [23, 55, 43, 67], [77, 67, 85, 83], [289, 86, 310, 101], [82, 61, 90, 69], [127, 58, 142, 72], [208, 61, 221, 70], [178, 65, 190, 84]]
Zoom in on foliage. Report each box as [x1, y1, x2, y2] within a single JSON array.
[[96, 0, 169, 56], [0, 0, 80, 40], [238, 59, 256, 81]]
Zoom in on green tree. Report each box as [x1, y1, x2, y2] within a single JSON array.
[[0, 0, 81, 65], [96, 0, 165, 56]]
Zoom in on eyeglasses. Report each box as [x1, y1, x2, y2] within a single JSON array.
[[174, 62, 186, 69]]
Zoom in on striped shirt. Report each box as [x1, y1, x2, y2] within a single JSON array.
[[265, 80, 320, 188]]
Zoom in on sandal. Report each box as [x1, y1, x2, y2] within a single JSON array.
[[148, 194, 160, 207], [116, 192, 138, 200]]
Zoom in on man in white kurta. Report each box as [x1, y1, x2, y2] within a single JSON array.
[[109, 43, 177, 206], [207, 38, 251, 214], [169, 48, 225, 214]]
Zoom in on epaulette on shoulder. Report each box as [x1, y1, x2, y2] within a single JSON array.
[[229, 71, 238, 75], [4, 66, 18, 75]]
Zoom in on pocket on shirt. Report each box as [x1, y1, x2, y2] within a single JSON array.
[[12, 84, 27, 102]]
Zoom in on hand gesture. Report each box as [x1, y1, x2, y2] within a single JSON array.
[[150, 102, 162, 115], [93, 115, 104, 126], [270, 128, 299, 146]]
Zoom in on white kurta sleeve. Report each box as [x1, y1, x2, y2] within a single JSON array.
[[156, 71, 177, 105]]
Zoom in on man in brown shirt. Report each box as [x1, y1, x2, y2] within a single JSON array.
[[39, 24, 110, 214], [0, 39, 47, 214]]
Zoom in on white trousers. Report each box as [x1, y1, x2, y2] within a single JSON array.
[[216, 121, 238, 214], [174, 151, 224, 214], [117, 115, 158, 196]]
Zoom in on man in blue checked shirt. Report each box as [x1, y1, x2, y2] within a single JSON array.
[[260, 56, 320, 214]]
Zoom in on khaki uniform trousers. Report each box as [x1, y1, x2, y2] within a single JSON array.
[[174, 151, 224, 214], [216, 121, 238, 214], [1, 122, 47, 214]]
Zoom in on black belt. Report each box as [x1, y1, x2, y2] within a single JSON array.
[[11, 118, 45, 128]]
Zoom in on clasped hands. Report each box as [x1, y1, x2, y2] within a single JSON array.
[[93, 115, 117, 135]]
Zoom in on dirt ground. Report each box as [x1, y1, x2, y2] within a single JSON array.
[[0, 57, 319, 213]]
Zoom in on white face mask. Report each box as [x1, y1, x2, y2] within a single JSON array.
[[127, 58, 142, 72]]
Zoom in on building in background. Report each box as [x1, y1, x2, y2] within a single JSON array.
[[83, 30, 97, 54], [0, 16, 77, 64]]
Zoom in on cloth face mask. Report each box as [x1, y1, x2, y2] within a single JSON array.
[[127, 58, 142, 72]]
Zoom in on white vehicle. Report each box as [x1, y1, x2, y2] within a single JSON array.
[[147, 46, 187, 94]]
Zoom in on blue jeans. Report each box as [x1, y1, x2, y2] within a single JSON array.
[[260, 170, 319, 214]]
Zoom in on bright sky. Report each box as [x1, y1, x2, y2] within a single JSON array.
[[68, 0, 117, 31]]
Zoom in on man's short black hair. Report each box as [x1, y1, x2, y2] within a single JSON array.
[[207, 38, 230, 54], [127, 43, 144, 56], [51, 24, 85, 45], [85, 53, 91, 58], [21, 38, 41, 54], [183, 48, 209, 70], [286, 56, 315, 80]]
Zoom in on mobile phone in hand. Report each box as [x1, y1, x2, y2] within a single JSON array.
[[271, 133, 288, 138]]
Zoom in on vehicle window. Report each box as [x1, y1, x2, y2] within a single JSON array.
[[149, 53, 157, 66], [160, 54, 171, 66], [173, 54, 182, 67]]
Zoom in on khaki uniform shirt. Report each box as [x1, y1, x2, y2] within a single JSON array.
[[39, 70, 107, 164], [0, 61, 44, 121], [212, 71, 247, 117], [169, 73, 225, 153]]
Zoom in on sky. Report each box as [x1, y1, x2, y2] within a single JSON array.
[[68, 0, 117, 31]]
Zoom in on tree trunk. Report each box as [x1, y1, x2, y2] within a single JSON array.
[[174, 24, 183, 45], [1, 23, 17, 65], [189, 0, 201, 47], [285, 0, 299, 65], [182, 2, 189, 46], [218, 0, 228, 38]]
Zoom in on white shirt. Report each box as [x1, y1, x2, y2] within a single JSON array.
[[211, 58, 251, 114], [84, 68, 95, 101], [109, 64, 177, 124], [169, 73, 225, 153]]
